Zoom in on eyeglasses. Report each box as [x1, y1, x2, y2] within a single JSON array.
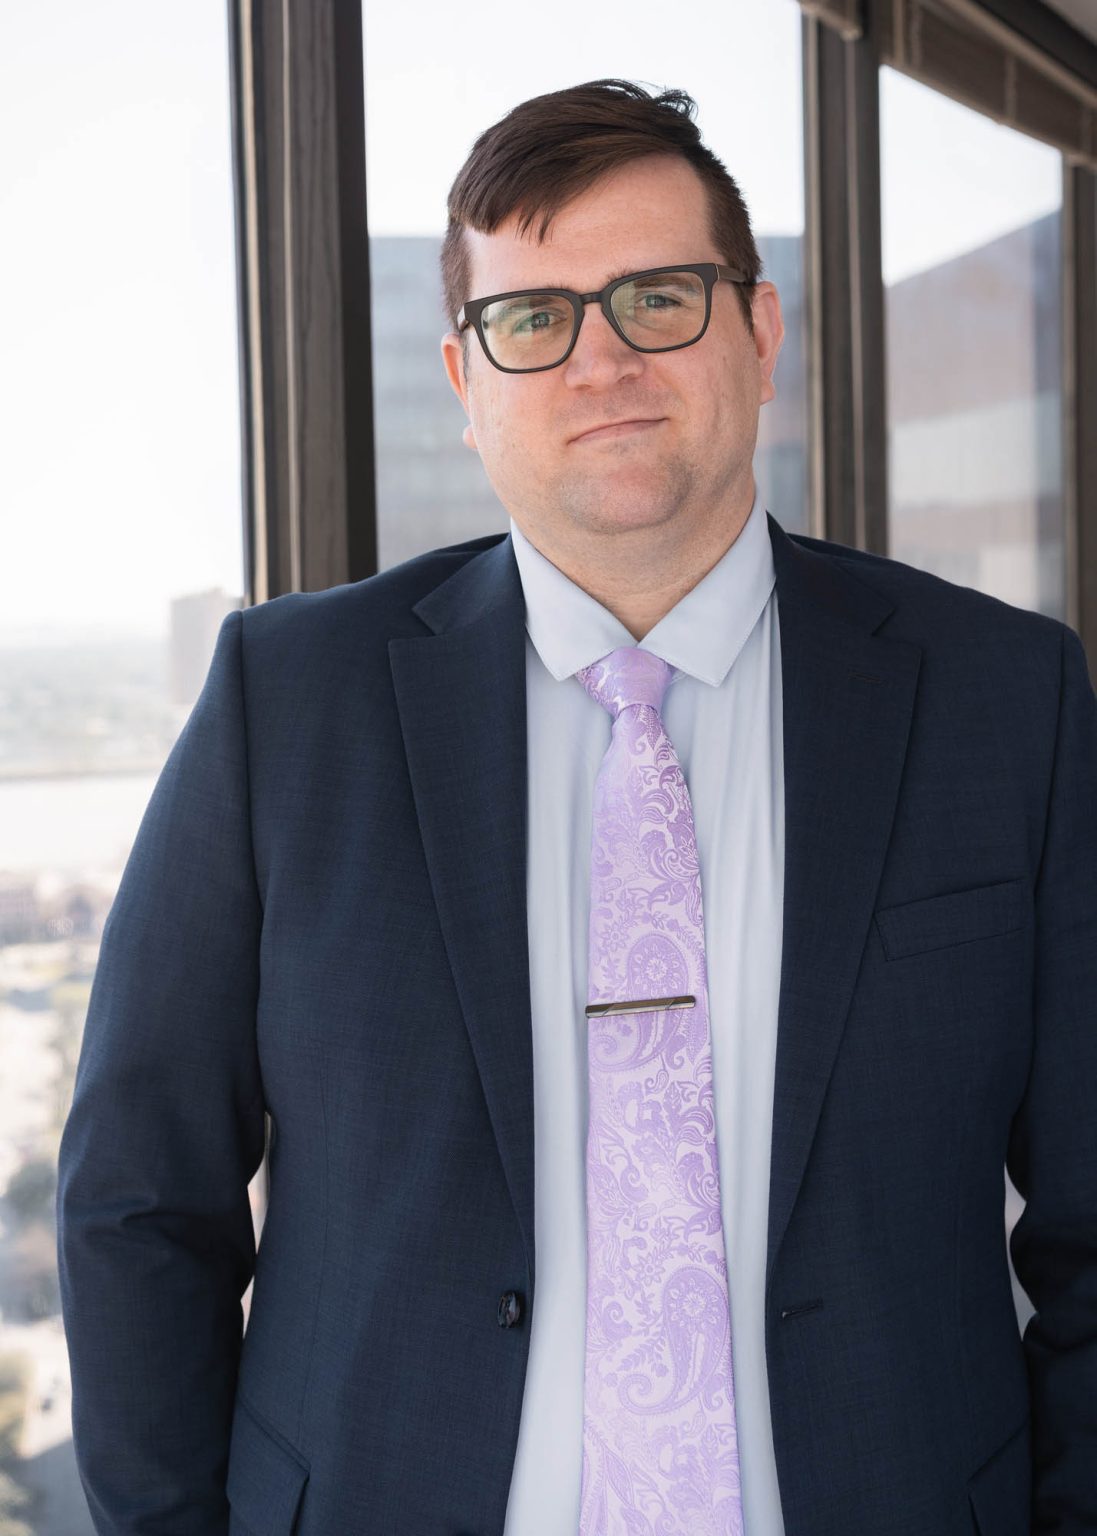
[[456, 261, 749, 374]]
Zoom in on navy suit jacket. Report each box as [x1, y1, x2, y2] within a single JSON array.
[[57, 512, 1097, 1536]]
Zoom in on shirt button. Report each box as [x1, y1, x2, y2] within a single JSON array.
[[497, 1290, 522, 1328]]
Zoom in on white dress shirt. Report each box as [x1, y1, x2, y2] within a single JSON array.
[[501, 488, 788, 1536]]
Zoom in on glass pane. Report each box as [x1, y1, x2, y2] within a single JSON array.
[[0, 6, 247, 1529], [363, 0, 809, 570], [881, 66, 1065, 621]]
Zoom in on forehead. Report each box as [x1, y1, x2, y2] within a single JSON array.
[[464, 154, 718, 298]]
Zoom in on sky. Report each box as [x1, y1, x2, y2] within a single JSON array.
[[0, 0, 1064, 640]]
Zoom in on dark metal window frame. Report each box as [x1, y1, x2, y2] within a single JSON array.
[[227, 0, 376, 606]]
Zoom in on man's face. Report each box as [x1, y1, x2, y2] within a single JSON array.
[[440, 153, 784, 553]]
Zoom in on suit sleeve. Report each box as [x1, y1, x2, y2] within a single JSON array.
[[1006, 621, 1097, 1531], [56, 607, 266, 1535]]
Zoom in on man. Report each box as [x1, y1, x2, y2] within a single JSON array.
[[57, 78, 1096, 1536]]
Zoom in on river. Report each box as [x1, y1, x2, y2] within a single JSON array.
[[0, 771, 160, 877]]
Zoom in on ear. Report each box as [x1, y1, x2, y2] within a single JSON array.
[[441, 331, 479, 451], [750, 283, 785, 406]]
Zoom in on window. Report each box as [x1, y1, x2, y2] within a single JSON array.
[[881, 65, 1065, 619]]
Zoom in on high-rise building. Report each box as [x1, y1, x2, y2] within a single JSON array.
[[169, 588, 242, 708]]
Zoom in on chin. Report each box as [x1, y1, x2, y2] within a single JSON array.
[[569, 470, 692, 517], [565, 500, 686, 536]]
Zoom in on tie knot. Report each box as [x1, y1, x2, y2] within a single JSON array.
[[575, 646, 674, 720]]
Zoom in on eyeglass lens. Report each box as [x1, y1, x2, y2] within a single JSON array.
[[479, 270, 707, 370]]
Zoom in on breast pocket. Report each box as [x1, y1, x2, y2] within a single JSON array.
[[874, 877, 1027, 962], [226, 1392, 310, 1536]]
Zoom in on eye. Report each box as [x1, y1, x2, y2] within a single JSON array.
[[628, 279, 692, 308], [514, 307, 566, 334], [484, 297, 570, 338]]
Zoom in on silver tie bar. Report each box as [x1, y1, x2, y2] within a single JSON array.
[[585, 994, 696, 1018]]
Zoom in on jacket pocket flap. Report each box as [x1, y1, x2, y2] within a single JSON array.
[[968, 1417, 1030, 1535], [226, 1393, 310, 1536], [875, 877, 1026, 961]]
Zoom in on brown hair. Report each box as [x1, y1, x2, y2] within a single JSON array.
[[440, 78, 763, 372]]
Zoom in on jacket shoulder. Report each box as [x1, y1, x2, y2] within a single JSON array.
[[786, 528, 1071, 652], [236, 531, 507, 652]]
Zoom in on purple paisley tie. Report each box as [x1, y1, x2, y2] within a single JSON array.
[[575, 646, 743, 1536]]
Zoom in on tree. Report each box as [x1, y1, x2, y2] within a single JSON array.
[[1, 1160, 56, 1226]]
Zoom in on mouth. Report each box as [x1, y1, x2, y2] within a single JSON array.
[[570, 418, 666, 444]]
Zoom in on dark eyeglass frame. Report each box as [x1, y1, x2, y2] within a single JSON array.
[[455, 261, 750, 374]]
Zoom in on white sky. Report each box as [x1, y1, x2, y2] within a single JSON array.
[[0, 0, 1063, 639]]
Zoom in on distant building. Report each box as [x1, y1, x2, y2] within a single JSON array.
[[169, 589, 242, 708], [886, 211, 1062, 617], [0, 876, 38, 944], [42, 883, 105, 941], [0, 874, 114, 947]]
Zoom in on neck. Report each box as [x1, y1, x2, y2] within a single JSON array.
[[519, 494, 755, 642]]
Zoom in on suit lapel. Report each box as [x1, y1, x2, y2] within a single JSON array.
[[763, 514, 922, 1288], [388, 517, 923, 1310], [388, 537, 536, 1289]]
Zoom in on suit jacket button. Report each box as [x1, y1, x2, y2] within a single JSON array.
[[497, 1290, 522, 1328]]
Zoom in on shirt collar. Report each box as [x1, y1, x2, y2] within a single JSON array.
[[508, 487, 776, 689]]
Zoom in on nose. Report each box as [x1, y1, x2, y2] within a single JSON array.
[[562, 300, 645, 387]]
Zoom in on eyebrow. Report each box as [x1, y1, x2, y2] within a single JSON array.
[[519, 267, 648, 292]]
